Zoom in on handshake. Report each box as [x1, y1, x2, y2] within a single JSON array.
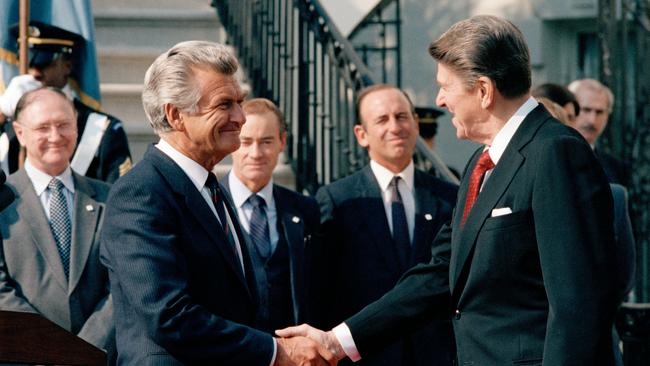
[[273, 324, 347, 366]]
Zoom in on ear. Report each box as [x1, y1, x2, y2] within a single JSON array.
[[477, 76, 495, 109], [164, 103, 185, 132], [12, 122, 26, 147], [353, 124, 370, 148], [279, 131, 287, 152]]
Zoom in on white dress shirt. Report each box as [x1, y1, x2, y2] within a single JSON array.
[[333, 96, 540, 362], [228, 173, 280, 253], [369, 159, 416, 242], [24, 159, 75, 223], [155, 139, 277, 366], [155, 139, 245, 272]]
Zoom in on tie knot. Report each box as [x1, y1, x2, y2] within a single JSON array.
[[390, 176, 401, 188], [476, 150, 495, 171], [248, 194, 266, 208], [205, 173, 219, 190], [48, 178, 65, 192]]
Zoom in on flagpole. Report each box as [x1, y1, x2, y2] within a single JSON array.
[[19, 0, 29, 74]]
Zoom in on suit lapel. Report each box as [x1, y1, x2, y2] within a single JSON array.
[[147, 148, 250, 295], [356, 167, 402, 276], [68, 173, 102, 294], [12, 170, 68, 291], [411, 171, 439, 265], [450, 105, 550, 295], [274, 187, 305, 324]]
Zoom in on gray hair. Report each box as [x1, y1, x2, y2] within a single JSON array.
[[142, 40, 239, 134], [567, 78, 614, 113]]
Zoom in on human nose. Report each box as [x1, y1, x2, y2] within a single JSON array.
[[435, 90, 446, 108], [249, 142, 263, 158], [232, 104, 246, 126]]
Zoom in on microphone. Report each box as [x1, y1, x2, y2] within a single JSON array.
[[0, 170, 15, 212]]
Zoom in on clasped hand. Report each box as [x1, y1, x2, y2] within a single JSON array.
[[274, 324, 346, 366]]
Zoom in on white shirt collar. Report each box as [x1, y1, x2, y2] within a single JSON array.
[[24, 159, 75, 195], [369, 159, 414, 192], [228, 172, 274, 209], [155, 138, 210, 191], [488, 96, 539, 164]]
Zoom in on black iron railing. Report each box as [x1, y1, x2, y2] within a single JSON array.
[[212, 0, 457, 193], [348, 0, 401, 87]]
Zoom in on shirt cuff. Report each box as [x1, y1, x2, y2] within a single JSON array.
[[333, 323, 361, 362], [269, 337, 277, 366]]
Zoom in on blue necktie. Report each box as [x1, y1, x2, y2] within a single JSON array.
[[248, 194, 272, 259], [390, 176, 410, 270], [49, 178, 71, 279]]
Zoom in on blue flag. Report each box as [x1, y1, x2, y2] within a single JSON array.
[[0, 0, 101, 109]]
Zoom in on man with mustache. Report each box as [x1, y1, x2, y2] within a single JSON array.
[[568, 78, 629, 186]]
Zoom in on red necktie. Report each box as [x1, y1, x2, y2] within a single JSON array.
[[461, 150, 495, 226]]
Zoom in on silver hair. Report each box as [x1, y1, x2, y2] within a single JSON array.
[[142, 40, 239, 134], [567, 78, 615, 113]]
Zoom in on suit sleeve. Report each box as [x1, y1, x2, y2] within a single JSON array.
[[532, 136, 620, 365], [99, 179, 274, 365], [77, 292, 115, 351], [308, 186, 339, 327], [345, 223, 452, 357], [0, 232, 38, 313]]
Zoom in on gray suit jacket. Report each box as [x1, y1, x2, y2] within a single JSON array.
[[0, 169, 114, 351]]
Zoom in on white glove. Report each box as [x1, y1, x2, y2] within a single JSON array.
[[0, 74, 42, 118]]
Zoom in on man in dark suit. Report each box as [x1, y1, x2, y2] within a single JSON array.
[[309, 84, 458, 366], [222, 98, 319, 333], [0, 21, 131, 182], [278, 15, 627, 366], [568, 78, 629, 186], [99, 41, 333, 366], [0, 88, 114, 359]]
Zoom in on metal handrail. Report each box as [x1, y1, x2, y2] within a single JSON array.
[[212, 0, 457, 193]]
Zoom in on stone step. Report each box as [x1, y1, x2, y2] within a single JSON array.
[[93, 8, 225, 51], [97, 47, 159, 85]]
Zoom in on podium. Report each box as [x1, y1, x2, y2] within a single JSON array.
[[0, 310, 106, 365]]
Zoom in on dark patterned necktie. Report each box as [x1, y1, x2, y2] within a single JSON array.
[[205, 173, 229, 234], [461, 150, 495, 226], [248, 194, 272, 259], [48, 178, 71, 279], [389, 176, 410, 269]]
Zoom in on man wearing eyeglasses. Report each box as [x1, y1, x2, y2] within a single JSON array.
[[0, 21, 131, 183], [0, 87, 115, 362]]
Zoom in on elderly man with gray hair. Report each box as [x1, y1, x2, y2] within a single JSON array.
[[99, 41, 334, 366], [568, 78, 629, 186]]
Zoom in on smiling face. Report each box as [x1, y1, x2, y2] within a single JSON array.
[[13, 89, 78, 176], [170, 68, 247, 169], [354, 87, 418, 173], [435, 63, 487, 142], [232, 111, 286, 192]]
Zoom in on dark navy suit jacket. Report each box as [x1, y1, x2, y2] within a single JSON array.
[[345, 106, 628, 366], [100, 146, 273, 365], [312, 165, 457, 366]]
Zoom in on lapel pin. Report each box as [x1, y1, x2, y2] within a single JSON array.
[[85, 204, 94, 212], [424, 214, 433, 221], [292, 216, 301, 223]]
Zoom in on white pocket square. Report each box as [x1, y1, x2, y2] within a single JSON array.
[[491, 207, 512, 217]]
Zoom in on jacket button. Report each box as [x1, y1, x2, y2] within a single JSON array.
[[454, 309, 461, 319]]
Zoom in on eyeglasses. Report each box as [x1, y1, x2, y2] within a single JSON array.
[[19, 121, 76, 136]]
